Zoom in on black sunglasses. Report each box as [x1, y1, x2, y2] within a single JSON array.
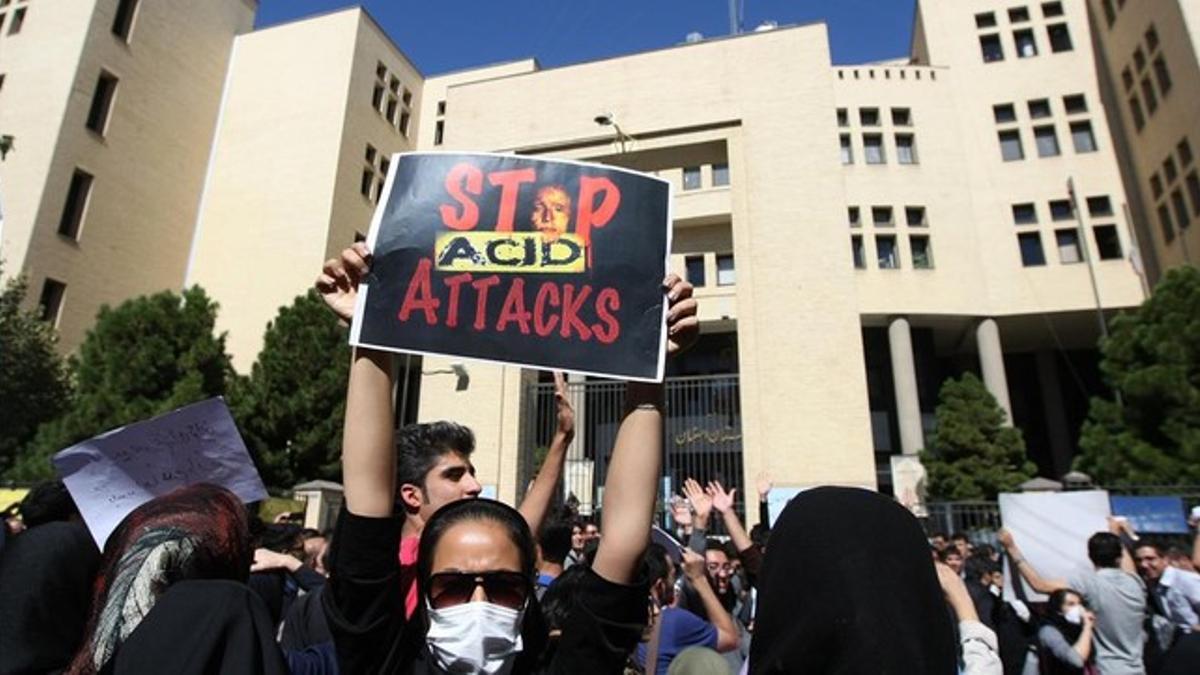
[[427, 571, 531, 610]]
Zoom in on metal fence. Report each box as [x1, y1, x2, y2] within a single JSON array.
[[519, 374, 745, 530]]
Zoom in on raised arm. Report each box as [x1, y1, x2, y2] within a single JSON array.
[[592, 275, 696, 584], [517, 372, 574, 535], [756, 472, 772, 528], [998, 528, 1068, 595], [709, 481, 753, 554], [316, 244, 395, 517], [681, 549, 740, 653], [683, 478, 713, 555]]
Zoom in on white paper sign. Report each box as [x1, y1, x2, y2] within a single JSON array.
[[53, 397, 268, 548], [998, 490, 1111, 602]]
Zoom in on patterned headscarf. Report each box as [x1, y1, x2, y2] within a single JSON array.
[[67, 484, 250, 675]]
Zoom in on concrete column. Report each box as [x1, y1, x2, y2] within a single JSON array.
[[976, 318, 1013, 426], [1036, 350, 1073, 477], [888, 317, 925, 455]]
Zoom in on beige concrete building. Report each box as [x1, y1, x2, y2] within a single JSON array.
[[3, 0, 1193, 522]]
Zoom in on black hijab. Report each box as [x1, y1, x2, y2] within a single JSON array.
[[749, 487, 957, 674]]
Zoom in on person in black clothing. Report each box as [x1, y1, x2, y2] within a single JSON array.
[[964, 555, 1034, 674], [314, 243, 698, 674]]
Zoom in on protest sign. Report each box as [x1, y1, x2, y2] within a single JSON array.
[[53, 397, 268, 548], [998, 490, 1110, 602], [351, 152, 673, 381]]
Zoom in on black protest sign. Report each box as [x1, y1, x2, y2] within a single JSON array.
[[350, 152, 672, 381]]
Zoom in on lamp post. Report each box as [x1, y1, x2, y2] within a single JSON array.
[[593, 113, 631, 154]]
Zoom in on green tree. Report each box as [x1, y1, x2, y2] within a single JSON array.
[[229, 290, 349, 488], [0, 268, 71, 474], [1075, 267, 1200, 486], [7, 287, 230, 480], [920, 372, 1037, 500]]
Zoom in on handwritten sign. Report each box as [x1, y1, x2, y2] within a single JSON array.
[[53, 397, 268, 548], [351, 152, 673, 381]]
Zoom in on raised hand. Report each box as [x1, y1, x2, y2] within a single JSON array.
[[681, 548, 707, 582], [755, 472, 773, 500], [553, 371, 575, 442], [663, 274, 698, 356], [683, 478, 713, 528], [670, 496, 693, 528], [708, 480, 737, 514], [315, 242, 372, 323]]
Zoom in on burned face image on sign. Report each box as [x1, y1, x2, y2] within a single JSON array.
[[531, 185, 571, 242]]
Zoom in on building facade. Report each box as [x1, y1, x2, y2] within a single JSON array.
[[2, 0, 1195, 524]]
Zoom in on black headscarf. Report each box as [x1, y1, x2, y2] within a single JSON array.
[[750, 487, 957, 674]]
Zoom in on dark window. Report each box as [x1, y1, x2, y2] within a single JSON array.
[[911, 235, 933, 269], [434, 120, 445, 145], [864, 134, 885, 164], [837, 108, 848, 127], [716, 254, 736, 286], [852, 235, 866, 269], [1015, 29, 1038, 58], [860, 108, 880, 126], [685, 255, 706, 286], [1034, 125, 1061, 157], [1141, 77, 1157, 114], [402, 89, 412, 106], [365, 144, 377, 164], [361, 169, 373, 200], [58, 169, 94, 239], [379, 157, 390, 179], [399, 111, 411, 136], [1171, 189, 1191, 230], [976, 12, 997, 28], [1070, 121, 1097, 153], [1093, 225, 1122, 260], [994, 104, 1017, 124], [683, 166, 702, 190], [1063, 94, 1087, 114], [848, 207, 861, 228], [980, 34, 1004, 63], [8, 7, 26, 35], [1164, 157, 1178, 183], [1121, 67, 1134, 92], [999, 130, 1024, 161], [1102, 0, 1115, 27], [1158, 204, 1175, 243], [1153, 57, 1172, 96], [385, 97, 398, 123], [86, 71, 119, 136], [876, 235, 899, 269], [38, 279, 66, 325], [892, 108, 912, 126], [1151, 174, 1164, 200], [872, 206, 894, 226], [840, 134, 854, 165], [1055, 229, 1082, 264], [712, 162, 730, 186], [1128, 96, 1145, 131], [372, 85, 384, 110], [1013, 203, 1038, 224], [1087, 196, 1113, 217], [1018, 232, 1046, 266], [1009, 7, 1031, 23], [1179, 139, 1194, 167], [375, 62, 387, 79], [1186, 172, 1200, 216], [1028, 99, 1052, 119], [896, 134, 918, 164], [1145, 25, 1159, 51], [1047, 23, 1073, 52], [1133, 47, 1147, 71], [906, 206, 927, 227], [388, 76, 400, 94], [1042, 2, 1064, 18], [437, 100, 446, 116], [1050, 199, 1074, 221], [112, 0, 139, 41]]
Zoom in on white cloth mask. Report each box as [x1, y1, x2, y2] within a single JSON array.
[[426, 600, 525, 674], [1064, 606, 1083, 625]]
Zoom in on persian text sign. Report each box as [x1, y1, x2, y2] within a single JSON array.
[[53, 397, 268, 548], [351, 153, 672, 381]]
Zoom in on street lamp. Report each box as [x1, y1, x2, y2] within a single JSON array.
[[593, 113, 631, 154]]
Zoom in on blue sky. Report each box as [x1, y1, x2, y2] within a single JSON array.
[[255, 1, 917, 75]]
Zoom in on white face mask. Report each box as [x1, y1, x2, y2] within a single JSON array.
[[426, 600, 525, 674], [988, 584, 1001, 597], [1064, 606, 1083, 625]]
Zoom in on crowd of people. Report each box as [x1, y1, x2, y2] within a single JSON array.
[[0, 243, 1199, 674]]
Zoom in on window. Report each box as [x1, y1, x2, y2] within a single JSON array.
[[1009, 7, 1031, 23], [399, 111, 411, 136], [999, 130, 1024, 161], [8, 7, 26, 34], [872, 206, 894, 227], [1018, 232, 1046, 266], [682, 166, 702, 190], [1056, 229, 1082, 263], [380, 156, 390, 177], [896, 134, 918, 164], [402, 89, 413, 106], [1050, 199, 1074, 220], [434, 120, 445, 146], [1015, 29, 1038, 58], [980, 34, 1005, 62], [848, 207, 861, 228], [1153, 57, 1172, 96], [905, 206, 927, 227], [1186, 172, 1200, 216], [361, 170, 374, 200], [1102, 0, 1115, 27], [1047, 23, 1073, 52], [1141, 77, 1158, 114], [437, 100, 447, 116], [1122, 67, 1134, 92], [910, 235, 933, 269], [385, 97, 398, 123], [58, 169, 93, 239], [684, 255, 706, 286], [113, 0, 139, 41], [1145, 25, 1160, 51], [712, 163, 729, 186], [1171, 189, 1191, 230], [837, 108, 848, 127], [852, 236, 866, 269], [860, 108, 880, 126], [1087, 196, 1113, 217], [1070, 121, 1097, 153], [378, 158, 390, 198], [365, 144, 377, 163], [891, 108, 912, 126], [1133, 47, 1147, 72], [1128, 96, 1145, 132], [840, 134, 854, 165], [1034, 125, 1061, 157], [371, 85, 384, 111], [1158, 204, 1175, 243], [1093, 225, 1122, 260], [1063, 94, 1087, 114], [1164, 157, 1178, 183], [86, 71, 119, 136], [1179, 139, 1194, 167], [375, 62, 387, 80], [864, 134, 885, 164], [38, 279, 66, 326], [994, 104, 1017, 124], [1012, 203, 1038, 224], [388, 76, 400, 94], [1028, 99, 1051, 119], [1042, 2, 1064, 18], [876, 235, 899, 269], [1150, 174, 1163, 200], [716, 254, 736, 286], [975, 12, 997, 29]]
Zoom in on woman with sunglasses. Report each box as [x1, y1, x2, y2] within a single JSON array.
[[315, 244, 698, 674]]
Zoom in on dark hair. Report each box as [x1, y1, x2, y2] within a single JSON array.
[[1134, 539, 1165, 556], [19, 479, 79, 527], [963, 554, 998, 581], [1087, 532, 1124, 568], [538, 520, 573, 565], [973, 543, 997, 560], [950, 532, 969, 543], [300, 528, 324, 541], [417, 498, 537, 587], [641, 543, 673, 585], [1048, 588, 1085, 615], [937, 547, 963, 563], [749, 523, 770, 549], [930, 531, 948, 541], [396, 421, 475, 491], [704, 538, 728, 556], [540, 565, 589, 632]]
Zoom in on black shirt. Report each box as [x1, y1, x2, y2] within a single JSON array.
[[322, 508, 646, 674]]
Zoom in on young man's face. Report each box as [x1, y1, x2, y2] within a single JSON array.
[[1135, 546, 1167, 581], [413, 451, 482, 521], [944, 552, 963, 574], [705, 549, 732, 596], [584, 523, 600, 541], [570, 525, 585, 552]]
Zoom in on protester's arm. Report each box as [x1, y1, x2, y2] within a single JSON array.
[[709, 481, 753, 554], [938, 563, 1003, 675], [517, 372, 574, 535], [1108, 517, 1139, 576], [997, 529, 1068, 594], [681, 549, 739, 653], [1073, 611, 1095, 662], [756, 473, 772, 527], [683, 478, 712, 555], [591, 275, 696, 585], [250, 549, 325, 591]]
